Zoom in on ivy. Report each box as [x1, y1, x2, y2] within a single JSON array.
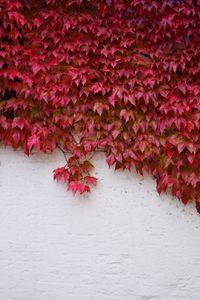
[[0, 0, 200, 212]]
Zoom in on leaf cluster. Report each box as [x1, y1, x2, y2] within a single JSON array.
[[1, 0, 200, 212]]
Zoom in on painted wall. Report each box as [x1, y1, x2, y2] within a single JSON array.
[[0, 148, 200, 300]]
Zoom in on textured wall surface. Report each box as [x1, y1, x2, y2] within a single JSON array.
[[0, 147, 200, 300]]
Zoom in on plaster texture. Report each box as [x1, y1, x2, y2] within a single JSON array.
[[0, 148, 200, 300]]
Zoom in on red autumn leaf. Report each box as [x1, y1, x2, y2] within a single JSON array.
[[31, 63, 44, 75], [53, 165, 69, 182], [93, 102, 104, 116], [12, 118, 25, 130], [27, 135, 41, 152], [68, 181, 90, 195], [112, 129, 120, 140], [178, 83, 187, 95], [67, 181, 79, 195], [84, 176, 97, 185]]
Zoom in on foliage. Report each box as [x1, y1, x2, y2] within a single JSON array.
[[0, 0, 200, 212]]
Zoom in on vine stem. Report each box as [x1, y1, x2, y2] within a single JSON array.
[[57, 145, 106, 163], [87, 149, 106, 160], [57, 145, 69, 163]]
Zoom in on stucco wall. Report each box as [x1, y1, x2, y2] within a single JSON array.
[[0, 147, 200, 300]]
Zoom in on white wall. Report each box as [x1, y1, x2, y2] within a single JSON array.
[[0, 147, 200, 300]]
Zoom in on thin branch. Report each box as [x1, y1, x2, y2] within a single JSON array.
[[87, 149, 106, 160], [57, 145, 69, 163], [57, 144, 106, 162]]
